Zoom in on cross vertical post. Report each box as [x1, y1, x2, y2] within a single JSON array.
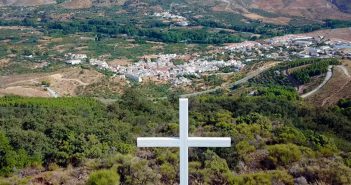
[[179, 98, 188, 185], [137, 98, 231, 185]]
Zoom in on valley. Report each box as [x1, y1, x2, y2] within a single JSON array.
[[0, 1, 351, 185]]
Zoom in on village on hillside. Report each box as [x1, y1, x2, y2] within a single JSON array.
[[64, 34, 351, 86]]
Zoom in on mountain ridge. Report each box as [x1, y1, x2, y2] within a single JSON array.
[[0, 0, 350, 22], [0, 0, 55, 6]]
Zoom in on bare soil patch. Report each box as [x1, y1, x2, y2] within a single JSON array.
[[0, 86, 49, 97], [0, 74, 45, 87], [43, 68, 103, 96], [0, 68, 103, 97]]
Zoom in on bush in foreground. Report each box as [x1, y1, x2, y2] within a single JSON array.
[[86, 170, 120, 185]]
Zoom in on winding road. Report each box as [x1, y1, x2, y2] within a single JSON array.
[[181, 63, 277, 98], [301, 65, 351, 99], [301, 66, 333, 98]]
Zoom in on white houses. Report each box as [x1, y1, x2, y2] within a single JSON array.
[[65, 59, 83, 65], [64, 53, 88, 65], [90, 59, 109, 69]]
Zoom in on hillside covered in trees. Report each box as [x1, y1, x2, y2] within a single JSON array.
[[0, 86, 351, 184], [250, 58, 341, 86]]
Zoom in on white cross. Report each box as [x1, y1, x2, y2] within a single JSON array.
[[137, 98, 231, 185]]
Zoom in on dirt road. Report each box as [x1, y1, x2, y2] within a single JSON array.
[[46, 87, 60, 98]]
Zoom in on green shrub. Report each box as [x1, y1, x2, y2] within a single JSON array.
[[274, 126, 307, 145], [48, 163, 60, 171], [86, 170, 120, 185], [267, 144, 302, 166], [41, 80, 51, 87], [160, 163, 177, 184], [236, 140, 256, 157], [0, 132, 31, 176], [202, 151, 234, 185]]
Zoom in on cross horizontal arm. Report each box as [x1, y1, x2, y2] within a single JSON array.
[[188, 137, 231, 147], [137, 137, 231, 148], [137, 137, 180, 147]]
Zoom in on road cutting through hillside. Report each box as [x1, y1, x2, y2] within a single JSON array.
[[301, 66, 333, 99], [301, 65, 351, 99]]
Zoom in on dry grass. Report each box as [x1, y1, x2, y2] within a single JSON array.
[[0, 86, 49, 97]]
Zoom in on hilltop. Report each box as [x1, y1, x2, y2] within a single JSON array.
[[0, 0, 351, 184]]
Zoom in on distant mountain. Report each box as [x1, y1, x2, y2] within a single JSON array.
[[1, 0, 350, 21], [0, 0, 126, 7], [0, 0, 55, 6], [331, 0, 351, 13], [181, 0, 351, 20], [249, 0, 351, 20]]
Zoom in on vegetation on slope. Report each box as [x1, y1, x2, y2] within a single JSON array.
[[0, 86, 351, 184], [250, 58, 341, 86], [1, 5, 351, 45]]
